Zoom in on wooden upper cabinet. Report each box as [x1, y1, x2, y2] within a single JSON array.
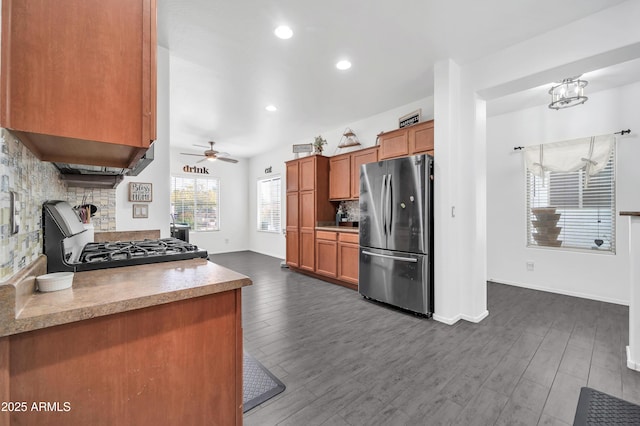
[[299, 157, 316, 191], [286, 192, 299, 227], [329, 154, 351, 200], [299, 191, 316, 229], [286, 161, 299, 192], [378, 130, 408, 160], [0, 0, 157, 169], [409, 120, 434, 154], [351, 147, 378, 198], [378, 120, 435, 160]]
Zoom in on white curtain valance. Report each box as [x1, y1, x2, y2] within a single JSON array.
[[524, 135, 615, 179]]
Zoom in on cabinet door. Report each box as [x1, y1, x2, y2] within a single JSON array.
[[378, 130, 408, 160], [299, 230, 315, 271], [286, 229, 299, 267], [1, 0, 157, 168], [351, 147, 378, 198], [286, 192, 299, 227], [409, 121, 434, 154], [299, 157, 316, 191], [286, 161, 299, 192], [315, 239, 337, 278], [338, 242, 359, 285], [329, 155, 351, 200], [299, 191, 316, 229]]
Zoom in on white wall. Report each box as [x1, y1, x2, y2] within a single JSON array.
[[169, 147, 250, 254], [116, 46, 172, 237], [247, 97, 434, 258], [487, 81, 640, 305]]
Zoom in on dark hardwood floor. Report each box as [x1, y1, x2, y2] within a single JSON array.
[[209, 251, 638, 426]]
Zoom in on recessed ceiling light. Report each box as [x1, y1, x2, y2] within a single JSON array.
[[336, 60, 352, 70], [265, 105, 277, 112], [274, 25, 293, 40]]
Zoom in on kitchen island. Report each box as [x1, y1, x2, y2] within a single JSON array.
[[0, 256, 251, 426]]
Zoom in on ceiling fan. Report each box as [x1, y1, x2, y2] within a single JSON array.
[[180, 141, 239, 163]]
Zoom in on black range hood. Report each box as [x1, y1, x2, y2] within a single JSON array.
[[54, 144, 154, 188]]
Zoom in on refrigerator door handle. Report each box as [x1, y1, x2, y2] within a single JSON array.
[[386, 174, 392, 237], [381, 174, 387, 235], [362, 250, 418, 263]]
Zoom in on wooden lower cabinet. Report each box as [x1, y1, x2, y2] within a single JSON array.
[[309, 230, 359, 288], [2, 290, 243, 426], [315, 231, 338, 278], [286, 228, 299, 268], [338, 233, 359, 285], [300, 230, 315, 272]]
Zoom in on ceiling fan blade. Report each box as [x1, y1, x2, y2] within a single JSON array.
[[217, 157, 238, 163], [216, 151, 230, 157], [193, 144, 210, 149], [196, 157, 209, 163], [180, 153, 205, 157]]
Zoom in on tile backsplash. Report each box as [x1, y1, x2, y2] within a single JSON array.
[[0, 130, 117, 282], [340, 200, 360, 222]]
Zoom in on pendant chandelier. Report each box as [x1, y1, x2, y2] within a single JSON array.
[[548, 76, 588, 110]]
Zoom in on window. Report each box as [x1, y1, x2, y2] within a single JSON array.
[[171, 176, 220, 232], [526, 147, 615, 253], [257, 176, 281, 233]]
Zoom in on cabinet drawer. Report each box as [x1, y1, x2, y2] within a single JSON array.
[[316, 231, 337, 241], [338, 232, 359, 244]]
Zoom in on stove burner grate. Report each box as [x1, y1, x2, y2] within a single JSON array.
[[79, 238, 203, 264]]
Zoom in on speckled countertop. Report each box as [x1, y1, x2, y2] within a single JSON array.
[[315, 225, 359, 234], [0, 256, 251, 337]]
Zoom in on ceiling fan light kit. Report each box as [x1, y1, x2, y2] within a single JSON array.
[[180, 141, 239, 164]]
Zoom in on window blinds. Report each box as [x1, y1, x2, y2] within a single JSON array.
[[525, 142, 615, 253], [170, 176, 220, 232], [257, 177, 281, 233]]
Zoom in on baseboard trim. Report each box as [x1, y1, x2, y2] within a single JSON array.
[[488, 278, 628, 306], [433, 309, 489, 325], [248, 249, 285, 260], [433, 314, 461, 325], [461, 310, 489, 323], [627, 346, 640, 371]]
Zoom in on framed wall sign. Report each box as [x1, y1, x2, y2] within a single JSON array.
[[399, 109, 422, 128], [292, 143, 313, 153], [132, 204, 149, 218], [129, 182, 153, 202]]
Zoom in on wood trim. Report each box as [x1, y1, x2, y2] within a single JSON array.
[[338, 232, 359, 244], [0, 0, 12, 126], [148, 0, 157, 142], [8, 292, 240, 425], [235, 290, 242, 425], [0, 337, 8, 426], [316, 231, 337, 241]]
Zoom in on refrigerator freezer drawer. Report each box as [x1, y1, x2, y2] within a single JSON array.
[[358, 247, 432, 315]]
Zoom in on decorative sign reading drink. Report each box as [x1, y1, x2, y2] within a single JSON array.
[[128, 182, 153, 202]]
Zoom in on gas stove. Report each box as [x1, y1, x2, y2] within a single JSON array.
[[43, 201, 208, 273], [75, 238, 208, 271]]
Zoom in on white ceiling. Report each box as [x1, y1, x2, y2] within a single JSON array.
[[158, 0, 631, 159]]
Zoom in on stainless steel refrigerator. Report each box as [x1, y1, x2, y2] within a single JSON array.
[[358, 154, 434, 316]]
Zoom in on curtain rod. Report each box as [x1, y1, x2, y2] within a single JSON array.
[[513, 129, 631, 151]]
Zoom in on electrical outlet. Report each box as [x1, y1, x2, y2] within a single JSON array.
[[526, 261, 534, 271]]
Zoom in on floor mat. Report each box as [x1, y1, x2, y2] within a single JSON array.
[[574, 387, 640, 425], [243, 352, 286, 413]]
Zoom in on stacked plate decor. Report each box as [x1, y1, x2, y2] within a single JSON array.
[[531, 207, 562, 247]]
